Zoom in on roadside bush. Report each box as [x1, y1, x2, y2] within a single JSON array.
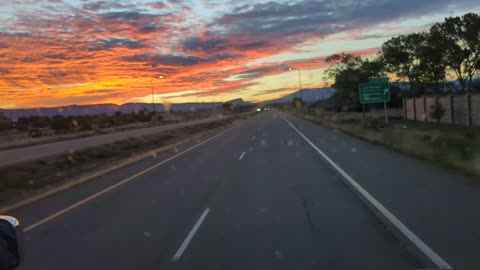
[[363, 118, 383, 131], [429, 100, 445, 123], [463, 129, 477, 140]]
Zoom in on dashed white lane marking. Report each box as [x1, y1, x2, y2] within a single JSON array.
[[172, 208, 211, 262], [252, 136, 256, 140], [239, 151, 246, 160], [23, 126, 236, 232], [281, 115, 452, 270]]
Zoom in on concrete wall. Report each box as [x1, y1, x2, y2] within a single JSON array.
[[472, 95, 480, 127], [438, 96, 452, 124], [425, 97, 435, 122], [453, 95, 467, 126], [404, 94, 479, 127], [406, 99, 415, 120], [415, 97, 426, 121]]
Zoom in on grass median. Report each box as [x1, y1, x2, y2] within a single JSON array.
[[0, 115, 247, 207], [289, 109, 480, 179]]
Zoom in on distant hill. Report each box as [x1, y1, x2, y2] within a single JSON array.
[[0, 102, 225, 120], [0, 99, 259, 120], [225, 98, 254, 106], [264, 88, 336, 104]]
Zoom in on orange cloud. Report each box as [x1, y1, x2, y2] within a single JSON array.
[[2, 0, 444, 109]]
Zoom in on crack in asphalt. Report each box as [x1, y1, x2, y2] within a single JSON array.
[[302, 199, 315, 232]]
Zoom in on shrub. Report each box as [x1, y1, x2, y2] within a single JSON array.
[[429, 99, 445, 123]]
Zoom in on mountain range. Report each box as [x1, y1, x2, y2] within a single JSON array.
[[0, 88, 336, 120], [1, 100, 253, 120], [264, 87, 336, 104]]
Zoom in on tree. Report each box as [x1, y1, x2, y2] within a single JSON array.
[[97, 113, 112, 127], [429, 99, 446, 123], [382, 32, 446, 95], [16, 117, 30, 131], [325, 53, 384, 111], [0, 113, 12, 131], [429, 13, 480, 92], [388, 84, 406, 108], [51, 115, 68, 131], [75, 116, 91, 130], [419, 33, 448, 91], [471, 77, 480, 93], [382, 33, 422, 93], [221, 102, 234, 112], [28, 116, 50, 128], [324, 53, 364, 80], [112, 111, 128, 125]]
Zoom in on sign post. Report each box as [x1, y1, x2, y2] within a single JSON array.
[[295, 99, 302, 110], [384, 101, 388, 125], [359, 78, 390, 125], [362, 104, 365, 121]]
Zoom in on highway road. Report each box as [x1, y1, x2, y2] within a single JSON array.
[[7, 110, 480, 269], [0, 113, 243, 167]]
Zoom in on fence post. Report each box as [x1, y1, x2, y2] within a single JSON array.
[[423, 97, 427, 122], [413, 98, 417, 121], [466, 93, 472, 127], [403, 98, 407, 119], [450, 95, 455, 125]]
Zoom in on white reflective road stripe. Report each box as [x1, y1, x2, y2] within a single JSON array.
[[172, 208, 211, 262], [281, 115, 452, 270]]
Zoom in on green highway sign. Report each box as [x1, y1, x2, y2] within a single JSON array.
[[359, 82, 390, 104]]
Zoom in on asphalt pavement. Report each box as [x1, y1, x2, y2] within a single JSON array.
[[0, 113, 242, 167], [7, 110, 480, 270]]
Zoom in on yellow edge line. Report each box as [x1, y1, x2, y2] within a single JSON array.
[[23, 125, 237, 232]]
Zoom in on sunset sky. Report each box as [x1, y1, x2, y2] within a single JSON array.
[[1, 0, 479, 108]]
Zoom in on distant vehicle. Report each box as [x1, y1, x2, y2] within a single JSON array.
[[256, 107, 270, 112], [28, 128, 42, 138]]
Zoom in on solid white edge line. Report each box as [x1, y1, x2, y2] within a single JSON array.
[[172, 208, 211, 262], [239, 151, 246, 160], [23, 126, 236, 232], [280, 115, 452, 270]]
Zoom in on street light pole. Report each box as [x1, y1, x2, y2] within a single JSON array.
[[298, 70, 302, 91], [151, 78, 155, 117], [289, 67, 302, 98], [151, 75, 164, 124], [298, 70, 303, 101]]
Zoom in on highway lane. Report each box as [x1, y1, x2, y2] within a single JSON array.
[[15, 115, 256, 270], [167, 112, 417, 270], [0, 113, 245, 167], [8, 110, 451, 269]]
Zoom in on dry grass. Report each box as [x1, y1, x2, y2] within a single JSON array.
[[293, 109, 480, 179]]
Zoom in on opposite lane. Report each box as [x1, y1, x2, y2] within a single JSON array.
[[0, 113, 247, 167]]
